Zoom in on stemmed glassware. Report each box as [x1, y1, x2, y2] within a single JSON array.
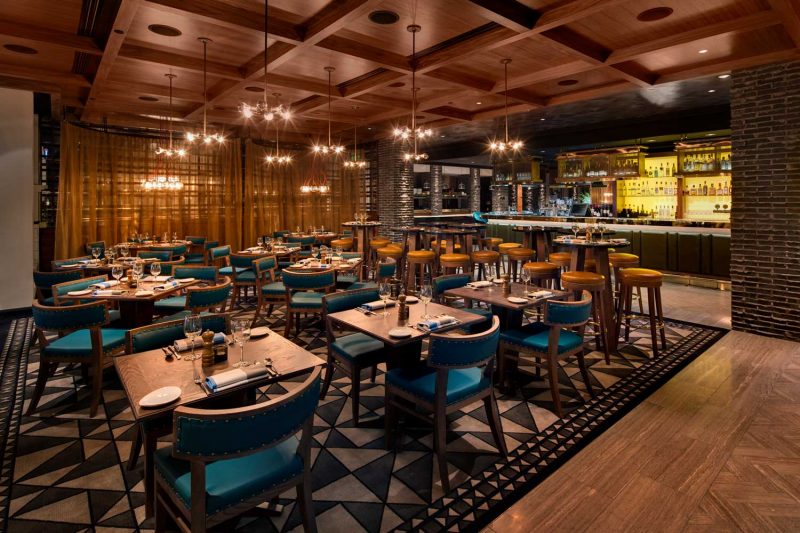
[[184, 315, 203, 383], [121, 246, 130, 259], [597, 224, 606, 242], [419, 283, 432, 319], [172, 232, 177, 242], [232, 319, 251, 368], [378, 282, 391, 317], [91, 247, 101, 261], [111, 265, 123, 284], [132, 261, 144, 286], [150, 261, 161, 280], [521, 268, 531, 295], [256, 237, 263, 248], [571, 224, 581, 239]]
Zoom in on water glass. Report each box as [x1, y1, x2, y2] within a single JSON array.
[[378, 282, 391, 317], [121, 246, 129, 259], [183, 314, 203, 375], [150, 262, 161, 279], [257, 237, 263, 248], [419, 283, 432, 319], [232, 319, 251, 368], [571, 224, 580, 239], [172, 232, 177, 242], [521, 268, 531, 294], [111, 265, 123, 283]]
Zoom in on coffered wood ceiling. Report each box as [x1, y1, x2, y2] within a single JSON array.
[[0, 0, 798, 145]]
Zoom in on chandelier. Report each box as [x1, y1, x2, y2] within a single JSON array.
[[394, 24, 430, 162], [186, 37, 225, 145], [142, 175, 184, 191], [154, 73, 187, 158], [265, 94, 292, 165], [489, 58, 524, 154], [312, 66, 345, 156], [238, 0, 291, 121], [344, 110, 366, 168]]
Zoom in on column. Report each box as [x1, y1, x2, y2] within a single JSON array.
[[491, 185, 509, 212], [469, 167, 481, 212], [430, 164, 443, 216], [376, 138, 414, 241], [730, 60, 800, 340]]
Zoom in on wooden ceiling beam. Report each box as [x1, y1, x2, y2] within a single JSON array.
[[533, 0, 631, 33], [546, 81, 634, 106], [501, 89, 546, 107], [0, 63, 91, 88], [315, 35, 411, 72], [119, 41, 244, 79], [498, 60, 595, 91], [81, 0, 141, 122], [338, 69, 406, 98], [104, 80, 201, 102], [767, 0, 800, 47], [656, 47, 800, 84], [0, 20, 101, 55], [422, 106, 474, 121], [472, 102, 535, 121], [415, 24, 518, 73], [465, 0, 540, 33], [423, 67, 495, 92], [0, 74, 65, 93]]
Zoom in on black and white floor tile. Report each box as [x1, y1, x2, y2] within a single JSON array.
[[1, 301, 726, 532]]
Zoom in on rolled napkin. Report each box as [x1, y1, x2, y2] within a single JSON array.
[[60, 263, 80, 268], [360, 300, 396, 311], [135, 290, 154, 297], [417, 315, 458, 331], [143, 275, 174, 282], [466, 280, 493, 289], [347, 258, 361, 264], [92, 289, 124, 296], [154, 280, 181, 290], [174, 332, 226, 352], [530, 290, 554, 299], [205, 365, 271, 393], [89, 280, 120, 289]]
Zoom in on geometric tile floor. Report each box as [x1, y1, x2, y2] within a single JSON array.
[[1, 304, 726, 532]]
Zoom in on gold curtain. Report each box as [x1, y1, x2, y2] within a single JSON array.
[[55, 123, 243, 258], [243, 139, 360, 245]]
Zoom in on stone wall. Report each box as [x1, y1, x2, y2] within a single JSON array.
[[374, 138, 414, 242]]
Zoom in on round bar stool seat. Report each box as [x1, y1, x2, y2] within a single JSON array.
[[548, 251, 572, 271], [561, 270, 610, 363], [368, 237, 391, 274], [439, 253, 471, 274], [609, 252, 642, 313], [471, 250, 500, 281], [522, 261, 560, 289], [617, 268, 666, 358], [330, 238, 353, 251], [432, 240, 462, 252], [506, 247, 535, 281], [482, 237, 503, 250], [405, 250, 436, 292]]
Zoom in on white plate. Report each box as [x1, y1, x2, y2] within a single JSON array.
[[388, 327, 412, 339], [492, 278, 505, 284], [178, 277, 195, 283], [250, 326, 270, 338], [138, 386, 181, 408], [507, 296, 528, 304], [404, 295, 419, 304], [67, 289, 92, 296]]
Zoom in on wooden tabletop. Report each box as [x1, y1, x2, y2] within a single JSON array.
[[327, 301, 484, 347], [444, 283, 569, 311], [57, 278, 201, 303], [114, 331, 323, 421], [341, 221, 382, 227], [285, 259, 362, 272]]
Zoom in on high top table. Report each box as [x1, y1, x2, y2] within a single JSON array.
[[393, 226, 426, 253], [512, 225, 560, 261], [341, 221, 382, 253]]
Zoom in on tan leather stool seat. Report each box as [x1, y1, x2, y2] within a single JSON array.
[[370, 238, 391, 249], [407, 250, 435, 260], [472, 250, 500, 262], [483, 237, 503, 249], [523, 261, 560, 274], [609, 252, 639, 267], [330, 238, 353, 250], [562, 271, 604, 285], [506, 247, 535, 259], [498, 242, 522, 253], [439, 253, 471, 263], [619, 268, 663, 287], [377, 246, 403, 260], [548, 251, 572, 268]]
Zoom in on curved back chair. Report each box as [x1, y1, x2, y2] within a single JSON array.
[[153, 367, 321, 533], [252, 255, 283, 325], [226, 253, 262, 307], [384, 316, 504, 492], [173, 265, 219, 282], [208, 245, 231, 269], [138, 250, 172, 261], [273, 230, 290, 239], [52, 275, 108, 305], [183, 237, 207, 265], [498, 295, 594, 417], [431, 274, 492, 332], [346, 258, 396, 291], [155, 277, 232, 323], [289, 235, 316, 258], [281, 269, 336, 338], [34, 269, 83, 305], [185, 236, 206, 245], [85, 240, 106, 255], [51, 256, 91, 270], [30, 300, 126, 417], [159, 257, 185, 275], [322, 288, 385, 425]]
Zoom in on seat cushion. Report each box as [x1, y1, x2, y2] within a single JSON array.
[[44, 328, 127, 358], [219, 266, 250, 276], [108, 309, 122, 323], [42, 296, 55, 306], [260, 281, 286, 295], [386, 364, 490, 405], [336, 274, 358, 285], [347, 281, 377, 290], [332, 333, 384, 363], [235, 270, 256, 282], [154, 295, 187, 313], [500, 322, 584, 354], [290, 292, 323, 309], [154, 436, 303, 515], [184, 254, 206, 264]]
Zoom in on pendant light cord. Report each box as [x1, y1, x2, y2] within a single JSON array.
[[327, 67, 333, 146], [202, 39, 208, 136], [504, 61, 509, 143], [263, 0, 269, 109], [411, 27, 417, 155]]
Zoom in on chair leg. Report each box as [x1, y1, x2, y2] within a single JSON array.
[[26, 360, 54, 416], [434, 411, 450, 493], [370, 365, 377, 383], [624, 284, 633, 343], [296, 474, 318, 533], [577, 349, 594, 398], [547, 355, 563, 417], [655, 287, 667, 349], [284, 310, 292, 337], [154, 485, 168, 533], [320, 356, 335, 399], [266, 304, 274, 317], [127, 424, 143, 470], [647, 287, 659, 358], [597, 290, 611, 365], [483, 394, 507, 456], [637, 286, 644, 314], [89, 361, 103, 418], [351, 368, 361, 426]]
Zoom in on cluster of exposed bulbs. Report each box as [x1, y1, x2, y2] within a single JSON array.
[[265, 154, 292, 165], [393, 126, 433, 141], [343, 160, 367, 168], [154, 147, 187, 157], [142, 176, 184, 191], [312, 144, 345, 155], [239, 102, 292, 121], [185, 132, 225, 144], [300, 185, 329, 194], [403, 152, 429, 162], [489, 140, 524, 152]]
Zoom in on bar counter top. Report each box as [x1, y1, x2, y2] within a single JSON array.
[[485, 213, 730, 235]]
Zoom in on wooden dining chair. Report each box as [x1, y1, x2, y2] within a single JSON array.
[[384, 316, 505, 492], [184, 236, 207, 265], [51, 256, 92, 270], [30, 300, 127, 417], [138, 250, 172, 261], [252, 255, 284, 325], [153, 367, 322, 533], [281, 269, 336, 338], [33, 269, 83, 305], [432, 274, 493, 333], [322, 288, 387, 426], [154, 266, 221, 317], [51, 275, 122, 323]]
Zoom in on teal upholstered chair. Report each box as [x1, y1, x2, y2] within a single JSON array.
[[498, 295, 594, 417], [252, 255, 284, 325], [138, 250, 172, 261], [346, 258, 396, 290], [164, 244, 188, 260], [30, 300, 127, 417], [124, 314, 229, 471], [226, 253, 263, 307], [322, 288, 387, 426], [51, 275, 122, 322], [184, 236, 207, 265], [281, 269, 336, 337], [289, 235, 316, 258], [154, 266, 218, 315], [33, 270, 83, 305], [432, 274, 493, 333], [159, 257, 185, 275], [334, 252, 364, 286], [85, 240, 106, 255], [384, 316, 505, 492], [209, 245, 231, 272], [153, 367, 321, 533], [51, 256, 91, 270], [155, 279, 232, 322], [185, 236, 206, 245], [273, 230, 290, 239]]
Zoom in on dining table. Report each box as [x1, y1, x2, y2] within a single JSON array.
[[341, 221, 382, 253], [114, 329, 323, 517], [512, 225, 561, 261]]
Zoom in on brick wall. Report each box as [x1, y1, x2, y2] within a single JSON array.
[[374, 138, 414, 242], [469, 168, 481, 212], [730, 60, 800, 340], [430, 164, 443, 216]]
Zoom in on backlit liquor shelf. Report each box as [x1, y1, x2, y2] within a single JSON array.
[[555, 140, 733, 223]]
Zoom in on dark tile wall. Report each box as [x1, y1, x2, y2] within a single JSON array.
[[375, 138, 414, 242], [730, 60, 800, 340], [430, 164, 443, 216]]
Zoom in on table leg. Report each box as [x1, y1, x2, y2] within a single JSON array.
[[385, 340, 423, 370], [523, 232, 533, 250], [144, 427, 158, 517], [117, 300, 156, 328], [445, 235, 455, 255], [594, 248, 618, 352], [535, 233, 548, 262], [569, 248, 586, 272]]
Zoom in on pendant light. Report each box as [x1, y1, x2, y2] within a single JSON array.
[[489, 58, 524, 153], [154, 73, 187, 158], [238, 0, 290, 121], [393, 24, 430, 162], [186, 37, 225, 145], [311, 66, 345, 156], [344, 107, 366, 168], [265, 92, 292, 164], [146, 72, 185, 191]]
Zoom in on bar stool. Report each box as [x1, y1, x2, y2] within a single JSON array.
[[369, 237, 391, 274], [583, 258, 597, 272], [561, 271, 611, 364], [609, 252, 643, 313], [376, 245, 403, 280], [405, 250, 436, 292], [616, 268, 667, 358], [330, 238, 353, 252], [506, 247, 535, 281], [497, 242, 521, 274], [522, 261, 560, 289], [471, 250, 501, 281], [482, 237, 503, 251], [549, 251, 572, 272], [439, 253, 471, 275]]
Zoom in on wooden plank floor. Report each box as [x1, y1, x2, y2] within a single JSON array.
[[486, 284, 800, 532]]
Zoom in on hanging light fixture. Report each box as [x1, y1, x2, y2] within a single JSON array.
[[265, 92, 292, 164], [312, 66, 345, 156], [154, 73, 187, 158], [186, 37, 225, 145], [393, 24, 430, 162], [238, 0, 291, 121], [344, 107, 366, 168], [489, 58, 524, 153]]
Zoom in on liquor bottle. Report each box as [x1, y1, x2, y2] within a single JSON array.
[[691, 184, 696, 196], [672, 162, 676, 176], [723, 181, 729, 195], [709, 182, 716, 196], [717, 182, 722, 196]]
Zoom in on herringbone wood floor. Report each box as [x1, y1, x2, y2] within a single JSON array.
[[486, 285, 800, 532]]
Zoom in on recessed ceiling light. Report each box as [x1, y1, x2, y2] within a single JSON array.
[[148, 24, 182, 37], [388, 82, 405, 88], [368, 10, 399, 25], [646, 139, 656, 142], [637, 7, 674, 21], [367, 127, 372, 130], [244, 86, 262, 92], [698, 49, 708, 54], [557, 79, 578, 86], [139, 96, 159, 102], [708, 89, 716, 93], [475, 101, 482, 105], [707, 133, 715, 136], [718, 74, 730, 79], [3, 44, 37, 54], [440, 135, 445, 138], [540, 118, 545, 121]]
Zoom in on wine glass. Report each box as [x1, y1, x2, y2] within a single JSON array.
[[597, 224, 606, 242], [571, 224, 580, 239], [172, 232, 177, 242], [121, 246, 129, 259], [150, 261, 161, 280], [256, 237, 263, 248], [311, 246, 319, 259], [232, 319, 251, 368], [183, 314, 203, 363], [378, 282, 391, 317], [132, 261, 144, 283], [91, 247, 101, 262], [111, 265, 123, 284], [521, 268, 531, 294], [419, 283, 432, 319], [104, 248, 115, 263]]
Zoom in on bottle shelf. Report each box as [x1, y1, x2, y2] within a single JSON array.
[[683, 194, 732, 198]]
